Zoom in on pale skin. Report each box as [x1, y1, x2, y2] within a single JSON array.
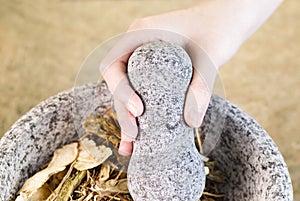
[[100, 0, 283, 156]]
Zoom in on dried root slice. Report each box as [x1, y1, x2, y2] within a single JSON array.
[[17, 143, 78, 199], [16, 183, 51, 201], [17, 109, 227, 201], [74, 138, 112, 171]]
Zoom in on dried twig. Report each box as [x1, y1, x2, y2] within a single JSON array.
[[202, 191, 225, 198], [56, 170, 87, 201], [18, 108, 227, 201], [195, 128, 203, 155]]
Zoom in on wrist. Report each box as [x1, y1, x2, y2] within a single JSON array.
[[189, 0, 283, 67]]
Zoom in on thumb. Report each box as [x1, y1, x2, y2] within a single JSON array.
[[184, 73, 211, 128]]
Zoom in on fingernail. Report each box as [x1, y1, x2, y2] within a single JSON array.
[[118, 141, 133, 156]]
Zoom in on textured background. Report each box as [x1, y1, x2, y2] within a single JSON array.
[[0, 0, 299, 199]]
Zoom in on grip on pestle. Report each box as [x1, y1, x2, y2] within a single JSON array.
[[127, 42, 205, 201]]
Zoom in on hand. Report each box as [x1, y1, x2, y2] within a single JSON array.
[[100, 0, 283, 156]]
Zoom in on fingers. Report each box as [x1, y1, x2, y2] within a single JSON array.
[[100, 48, 144, 156], [114, 101, 137, 156], [100, 54, 129, 94], [118, 141, 133, 156], [183, 41, 218, 128], [112, 75, 143, 156], [114, 99, 138, 156], [99, 29, 179, 156], [112, 72, 144, 117], [114, 99, 139, 139], [99, 29, 217, 154], [184, 70, 211, 128]]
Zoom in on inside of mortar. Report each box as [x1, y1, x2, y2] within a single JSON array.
[[0, 82, 292, 201]]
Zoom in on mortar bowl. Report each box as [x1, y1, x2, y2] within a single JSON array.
[[0, 82, 293, 201]]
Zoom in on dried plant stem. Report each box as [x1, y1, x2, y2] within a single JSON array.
[[56, 170, 87, 201], [83, 193, 93, 201], [18, 109, 227, 201], [102, 107, 112, 116], [78, 132, 91, 141], [114, 166, 125, 180], [195, 128, 203, 154], [108, 192, 121, 201], [47, 161, 77, 201], [202, 191, 225, 198]]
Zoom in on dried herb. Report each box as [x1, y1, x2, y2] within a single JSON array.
[[17, 108, 227, 201], [56, 170, 87, 201]]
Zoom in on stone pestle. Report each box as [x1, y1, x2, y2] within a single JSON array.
[[127, 41, 206, 201]]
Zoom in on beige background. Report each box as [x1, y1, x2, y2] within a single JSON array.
[[0, 0, 299, 199]]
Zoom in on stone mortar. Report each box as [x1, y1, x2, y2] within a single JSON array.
[[126, 42, 205, 201], [0, 55, 293, 201]]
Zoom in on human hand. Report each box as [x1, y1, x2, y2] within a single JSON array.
[[100, 0, 283, 156]]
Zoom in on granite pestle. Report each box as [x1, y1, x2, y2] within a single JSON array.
[[126, 42, 206, 201]]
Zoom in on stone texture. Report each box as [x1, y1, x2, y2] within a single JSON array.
[[0, 82, 112, 201], [203, 95, 293, 201], [126, 42, 205, 201], [0, 82, 293, 201], [1, 2, 299, 198]]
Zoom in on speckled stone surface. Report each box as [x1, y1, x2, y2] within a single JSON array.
[[0, 82, 293, 201], [126, 42, 205, 201], [0, 82, 112, 201], [204, 96, 294, 201], [0, 75, 293, 200]]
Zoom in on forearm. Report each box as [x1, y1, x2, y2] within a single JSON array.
[[184, 0, 284, 67], [193, 0, 283, 41], [231, 0, 283, 38]]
